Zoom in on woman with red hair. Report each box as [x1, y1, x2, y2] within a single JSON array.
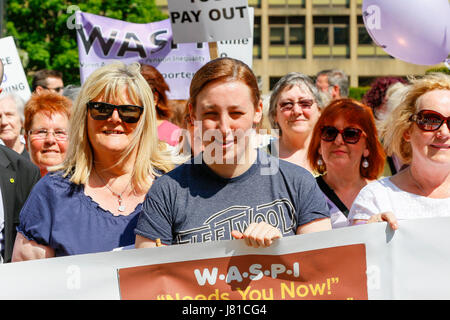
[[24, 92, 72, 176], [140, 64, 181, 147], [307, 98, 386, 228]]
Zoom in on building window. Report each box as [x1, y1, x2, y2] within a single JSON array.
[[270, 77, 282, 90], [356, 16, 391, 58], [333, 26, 349, 45], [358, 26, 372, 45], [269, 16, 305, 58], [253, 16, 261, 59], [270, 27, 285, 45], [312, 0, 349, 8], [269, 0, 305, 8], [313, 16, 349, 58], [289, 27, 304, 45], [248, 0, 261, 8], [314, 27, 329, 45]]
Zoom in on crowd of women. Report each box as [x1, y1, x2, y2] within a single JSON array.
[[1, 56, 448, 261]]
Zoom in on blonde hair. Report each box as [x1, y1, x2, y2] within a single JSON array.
[[380, 72, 450, 164], [53, 61, 176, 191]]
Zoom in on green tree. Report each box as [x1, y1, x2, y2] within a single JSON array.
[[425, 66, 450, 75], [5, 0, 167, 86]]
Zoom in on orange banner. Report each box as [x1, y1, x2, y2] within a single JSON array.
[[118, 244, 367, 300]]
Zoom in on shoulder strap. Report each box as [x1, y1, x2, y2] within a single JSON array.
[[316, 175, 349, 218], [387, 156, 397, 175]]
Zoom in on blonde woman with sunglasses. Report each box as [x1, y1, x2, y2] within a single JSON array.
[[12, 62, 177, 261], [348, 73, 450, 229]]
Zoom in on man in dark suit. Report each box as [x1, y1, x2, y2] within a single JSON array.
[[0, 59, 40, 263]]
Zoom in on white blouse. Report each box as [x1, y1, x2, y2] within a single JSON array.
[[348, 177, 450, 222]]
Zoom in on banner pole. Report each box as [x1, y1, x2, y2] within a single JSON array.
[[209, 42, 218, 60]]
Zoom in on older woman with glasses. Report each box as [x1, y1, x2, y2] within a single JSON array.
[[12, 62, 177, 260], [24, 92, 71, 176], [268, 73, 325, 173], [307, 99, 386, 228], [348, 73, 450, 229]]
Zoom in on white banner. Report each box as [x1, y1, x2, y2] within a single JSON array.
[[75, 12, 211, 100], [1, 217, 450, 300], [216, 7, 254, 68], [168, 0, 252, 44], [0, 36, 32, 102]]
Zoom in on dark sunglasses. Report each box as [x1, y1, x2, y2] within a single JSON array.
[[320, 126, 364, 144], [409, 109, 450, 132], [87, 101, 144, 123], [42, 86, 64, 93]]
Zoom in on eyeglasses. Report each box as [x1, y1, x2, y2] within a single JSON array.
[[409, 109, 450, 132], [279, 99, 314, 112], [42, 86, 64, 93], [28, 128, 68, 141], [320, 126, 364, 144], [87, 101, 144, 123]]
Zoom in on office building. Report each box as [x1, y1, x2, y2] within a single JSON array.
[[156, 0, 444, 94]]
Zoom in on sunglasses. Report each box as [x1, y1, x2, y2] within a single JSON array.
[[409, 109, 450, 132], [42, 86, 64, 93], [87, 101, 144, 123], [320, 126, 364, 144]]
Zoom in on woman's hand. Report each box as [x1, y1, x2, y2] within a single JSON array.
[[367, 212, 399, 230], [231, 222, 282, 248]]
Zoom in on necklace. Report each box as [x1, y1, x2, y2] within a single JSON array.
[[408, 167, 426, 195], [95, 170, 132, 212]]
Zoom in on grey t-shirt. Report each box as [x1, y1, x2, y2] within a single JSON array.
[[135, 151, 330, 245]]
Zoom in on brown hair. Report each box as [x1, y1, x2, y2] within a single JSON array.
[[189, 57, 260, 111], [31, 69, 63, 92], [24, 92, 72, 133], [307, 98, 386, 180], [140, 64, 171, 119]]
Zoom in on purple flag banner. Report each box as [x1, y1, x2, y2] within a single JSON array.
[[75, 11, 211, 99]]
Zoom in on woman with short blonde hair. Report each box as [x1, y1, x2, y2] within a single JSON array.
[[349, 72, 450, 228], [380, 73, 450, 165]]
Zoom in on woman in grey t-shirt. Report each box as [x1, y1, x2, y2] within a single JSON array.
[[135, 58, 331, 249]]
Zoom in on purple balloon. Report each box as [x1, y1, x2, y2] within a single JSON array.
[[362, 0, 450, 66]]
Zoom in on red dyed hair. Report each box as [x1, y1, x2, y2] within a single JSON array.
[[140, 64, 172, 120], [362, 76, 407, 119], [307, 98, 386, 179], [24, 92, 72, 133]]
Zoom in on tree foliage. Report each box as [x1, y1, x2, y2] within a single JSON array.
[[425, 66, 450, 75], [5, 0, 167, 85]]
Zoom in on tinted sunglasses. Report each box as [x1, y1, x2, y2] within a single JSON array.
[[320, 126, 364, 144], [87, 101, 143, 123], [42, 86, 64, 93], [409, 109, 450, 132]]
